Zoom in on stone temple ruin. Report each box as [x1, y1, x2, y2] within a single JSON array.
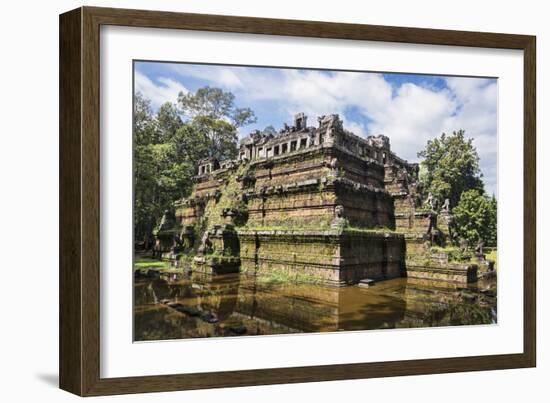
[[155, 113, 494, 286]]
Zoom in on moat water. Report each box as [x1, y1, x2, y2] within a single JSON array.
[[134, 272, 496, 341]]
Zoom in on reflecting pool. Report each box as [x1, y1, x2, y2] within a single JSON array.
[[134, 272, 496, 341]]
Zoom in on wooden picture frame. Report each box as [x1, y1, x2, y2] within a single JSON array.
[[59, 6, 536, 396]]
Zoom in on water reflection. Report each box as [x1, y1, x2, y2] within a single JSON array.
[[134, 273, 496, 341]]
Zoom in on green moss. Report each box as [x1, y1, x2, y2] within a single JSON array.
[[243, 222, 401, 234], [133, 258, 170, 269], [207, 255, 240, 264], [429, 245, 473, 263], [201, 163, 250, 228], [176, 254, 194, 265], [317, 180, 326, 191], [188, 163, 252, 255], [242, 217, 332, 231], [429, 245, 457, 253], [344, 226, 395, 234], [256, 270, 323, 285]]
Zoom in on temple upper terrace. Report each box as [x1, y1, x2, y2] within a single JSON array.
[[197, 112, 409, 177]]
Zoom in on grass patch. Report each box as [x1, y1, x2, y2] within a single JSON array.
[[133, 258, 170, 269], [256, 270, 323, 285], [344, 226, 396, 234], [430, 245, 458, 253], [430, 245, 500, 266]]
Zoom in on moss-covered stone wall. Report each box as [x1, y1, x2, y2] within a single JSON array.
[[238, 230, 405, 286]]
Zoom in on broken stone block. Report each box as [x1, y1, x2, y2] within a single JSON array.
[[358, 279, 376, 288]]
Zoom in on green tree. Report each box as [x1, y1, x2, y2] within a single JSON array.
[[134, 96, 189, 245], [177, 86, 257, 161], [169, 118, 238, 164], [169, 123, 209, 168], [192, 116, 239, 161], [134, 142, 194, 245], [134, 143, 156, 245], [178, 86, 257, 127], [155, 102, 182, 143], [452, 189, 497, 247], [134, 87, 257, 247], [418, 130, 484, 208], [134, 92, 156, 145], [134, 92, 158, 244]]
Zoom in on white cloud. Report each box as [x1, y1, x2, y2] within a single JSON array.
[[275, 70, 394, 120], [344, 120, 368, 137], [171, 64, 244, 88], [135, 72, 188, 109], [366, 83, 457, 159]]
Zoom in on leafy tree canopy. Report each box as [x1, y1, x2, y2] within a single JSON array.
[[177, 86, 257, 127], [134, 87, 257, 245], [452, 189, 497, 247], [134, 92, 156, 146], [192, 116, 239, 161], [156, 102, 182, 143], [418, 130, 484, 208]]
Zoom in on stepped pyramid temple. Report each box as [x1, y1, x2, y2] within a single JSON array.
[[154, 113, 494, 286]]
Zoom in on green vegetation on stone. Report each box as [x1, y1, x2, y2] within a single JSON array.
[[242, 218, 332, 232], [344, 226, 397, 234], [256, 271, 323, 285], [134, 258, 170, 269], [430, 245, 472, 263]]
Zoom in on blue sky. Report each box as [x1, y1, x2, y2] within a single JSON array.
[[134, 61, 497, 196]]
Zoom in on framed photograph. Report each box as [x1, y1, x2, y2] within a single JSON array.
[[59, 6, 536, 396]]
